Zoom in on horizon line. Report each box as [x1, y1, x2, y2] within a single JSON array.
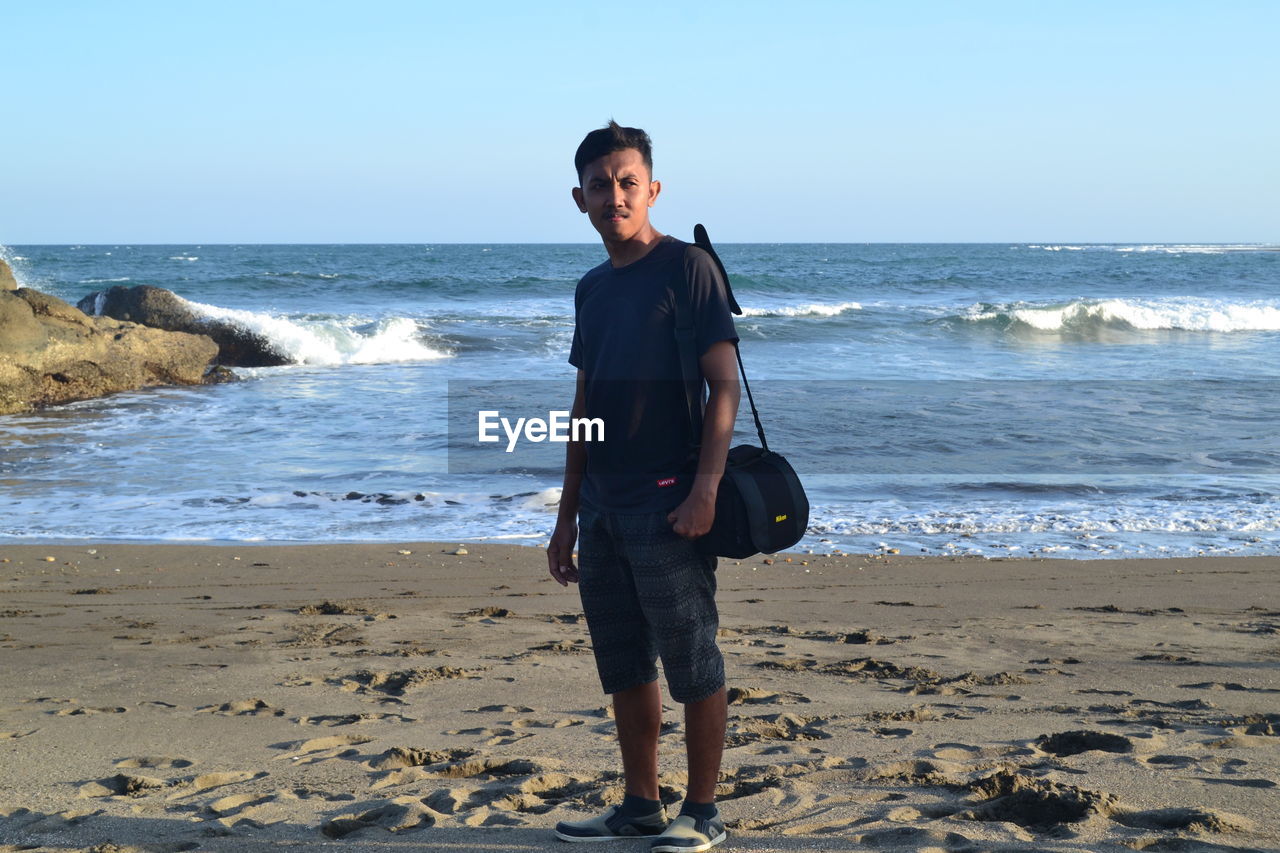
[[7, 240, 1279, 248]]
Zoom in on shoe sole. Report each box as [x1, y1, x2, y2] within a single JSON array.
[[555, 829, 655, 843], [650, 828, 727, 853]]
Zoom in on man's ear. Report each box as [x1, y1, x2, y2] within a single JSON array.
[[571, 186, 587, 213], [648, 180, 661, 208]]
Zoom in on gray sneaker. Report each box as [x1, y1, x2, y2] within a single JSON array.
[[649, 813, 727, 852], [554, 804, 668, 842]]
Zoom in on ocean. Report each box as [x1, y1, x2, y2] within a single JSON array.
[[3, 242, 1279, 558]]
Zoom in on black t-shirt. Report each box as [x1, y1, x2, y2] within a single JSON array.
[[569, 236, 738, 512]]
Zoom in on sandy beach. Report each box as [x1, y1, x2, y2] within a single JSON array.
[[1, 543, 1277, 852]]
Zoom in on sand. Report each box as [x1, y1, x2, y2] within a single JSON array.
[[0, 542, 1277, 852]]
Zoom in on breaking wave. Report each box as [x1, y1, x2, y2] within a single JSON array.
[[181, 298, 451, 365], [958, 297, 1280, 333]]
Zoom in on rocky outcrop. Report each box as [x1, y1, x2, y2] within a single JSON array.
[[1, 256, 17, 291], [0, 288, 219, 415], [78, 285, 291, 367]]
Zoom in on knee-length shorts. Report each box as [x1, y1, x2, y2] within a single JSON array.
[[576, 507, 724, 705]]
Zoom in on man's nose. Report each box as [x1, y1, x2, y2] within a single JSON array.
[[610, 184, 627, 207]]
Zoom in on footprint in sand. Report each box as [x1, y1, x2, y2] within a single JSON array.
[[444, 726, 534, 747], [281, 622, 366, 648], [297, 600, 378, 616], [207, 791, 286, 826], [1144, 753, 1200, 769], [373, 754, 550, 791], [294, 712, 416, 726], [521, 639, 591, 656], [114, 756, 194, 770], [1037, 730, 1136, 757], [321, 798, 438, 838], [79, 773, 169, 798], [460, 606, 512, 621], [328, 666, 484, 695], [727, 686, 812, 705], [858, 826, 974, 849], [55, 705, 128, 716], [366, 747, 477, 771], [197, 698, 284, 716], [725, 713, 830, 748], [924, 742, 1006, 762], [165, 770, 269, 801], [865, 705, 966, 723], [0, 729, 39, 739], [959, 770, 1117, 828], [466, 704, 535, 714], [1114, 806, 1255, 833], [270, 734, 373, 764], [510, 717, 584, 730]]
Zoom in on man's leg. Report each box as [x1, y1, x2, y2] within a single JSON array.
[[683, 685, 727, 804], [613, 680, 663, 800], [555, 510, 668, 842]]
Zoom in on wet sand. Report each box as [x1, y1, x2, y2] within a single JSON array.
[[1, 543, 1277, 852]]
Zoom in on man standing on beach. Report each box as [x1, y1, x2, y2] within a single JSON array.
[[546, 121, 740, 852]]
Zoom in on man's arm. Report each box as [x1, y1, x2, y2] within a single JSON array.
[[547, 370, 586, 585], [667, 340, 741, 539]]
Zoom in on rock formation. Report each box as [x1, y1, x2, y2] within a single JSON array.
[[0, 287, 219, 415], [1, 256, 18, 291], [78, 285, 291, 367]]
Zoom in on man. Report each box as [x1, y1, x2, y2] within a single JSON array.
[[546, 121, 740, 852]]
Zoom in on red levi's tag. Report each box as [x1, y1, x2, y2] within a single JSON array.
[[656, 477, 678, 488]]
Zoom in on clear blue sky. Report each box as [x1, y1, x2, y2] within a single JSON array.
[[3, 1, 1277, 243]]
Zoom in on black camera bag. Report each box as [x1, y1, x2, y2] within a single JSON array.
[[673, 225, 809, 559]]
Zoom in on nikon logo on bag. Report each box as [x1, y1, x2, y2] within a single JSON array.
[[775, 514, 788, 523]]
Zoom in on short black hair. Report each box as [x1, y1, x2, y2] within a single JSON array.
[[574, 120, 653, 184]]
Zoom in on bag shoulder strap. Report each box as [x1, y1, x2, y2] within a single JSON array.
[[674, 225, 769, 451]]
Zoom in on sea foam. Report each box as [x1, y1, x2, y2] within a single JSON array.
[[181, 298, 450, 365], [963, 297, 1280, 333], [739, 300, 862, 318], [1028, 244, 1277, 254]]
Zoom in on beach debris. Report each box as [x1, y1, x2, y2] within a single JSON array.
[[762, 558, 774, 565], [451, 547, 469, 556], [43, 556, 56, 562], [397, 549, 413, 555]]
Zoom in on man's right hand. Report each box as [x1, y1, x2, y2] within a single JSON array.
[[546, 519, 579, 586]]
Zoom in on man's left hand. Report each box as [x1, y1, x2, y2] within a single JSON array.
[[667, 491, 716, 540]]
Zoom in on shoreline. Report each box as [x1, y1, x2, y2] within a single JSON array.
[[4, 537, 1275, 561], [2, 542, 1277, 851]]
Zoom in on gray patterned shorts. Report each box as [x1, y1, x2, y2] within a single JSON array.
[[576, 507, 724, 704]]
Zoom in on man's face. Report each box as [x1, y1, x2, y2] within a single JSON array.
[[573, 148, 661, 243]]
